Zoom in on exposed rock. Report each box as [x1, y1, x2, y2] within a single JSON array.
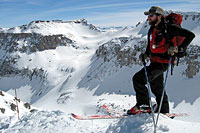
[[0, 90, 4, 96], [0, 108, 5, 114], [24, 102, 31, 109], [10, 103, 17, 111], [57, 92, 72, 104], [14, 97, 20, 103], [0, 33, 74, 53], [96, 37, 147, 67], [182, 45, 200, 78]]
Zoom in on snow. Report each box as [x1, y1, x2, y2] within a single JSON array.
[[1, 11, 200, 133], [0, 91, 33, 119], [6, 20, 100, 43], [1, 109, 113, 133], [107, 114, 200, 133], [7, 85, 33, 103]]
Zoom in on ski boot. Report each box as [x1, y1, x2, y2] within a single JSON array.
[[127, 104, 151, 115]]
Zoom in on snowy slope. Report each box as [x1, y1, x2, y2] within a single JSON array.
[[1, 91, 200, 133], [4, 19, 100, 43], [0, 11, 200, 133], [0, 90, 35, 131], [0, 90, 33, 118]]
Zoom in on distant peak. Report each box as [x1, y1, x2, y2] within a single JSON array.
[[28, 19, 88, 25]]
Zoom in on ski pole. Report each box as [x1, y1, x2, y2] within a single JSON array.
[[155, 57, 172, 128], [143, 60, 156, 133]]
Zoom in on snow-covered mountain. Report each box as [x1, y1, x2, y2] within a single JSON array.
[[0, 11, 200, 133]]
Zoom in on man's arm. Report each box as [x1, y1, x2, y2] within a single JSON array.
[[168, 24, 195, 51]]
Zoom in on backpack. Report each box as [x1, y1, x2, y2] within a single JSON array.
[[165, 13, 186, 74], [165, 13, 185, 54]]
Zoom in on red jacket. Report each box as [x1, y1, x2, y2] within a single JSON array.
[[145, 20, 195, 64]]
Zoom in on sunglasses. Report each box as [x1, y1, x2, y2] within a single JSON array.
[[148, 13, 156, 17]]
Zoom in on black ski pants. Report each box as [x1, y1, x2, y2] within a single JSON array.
[[133, 62, 169, 113]]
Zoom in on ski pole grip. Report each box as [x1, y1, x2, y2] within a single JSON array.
[[142, 54, 146, 65]]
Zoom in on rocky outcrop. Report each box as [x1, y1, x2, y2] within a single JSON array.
[[96, 37, 147, 67], [0, 33, 74, 53], [73, 19, 101, 32], [182, 45, 200, 78], [0, 32, 74, 80]]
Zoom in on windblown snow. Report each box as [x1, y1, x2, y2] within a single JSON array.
[[0, 11, 200, 133]]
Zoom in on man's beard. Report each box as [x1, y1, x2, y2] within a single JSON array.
[[149, 16, 158, 26]]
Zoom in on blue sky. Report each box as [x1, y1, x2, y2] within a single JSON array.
[[0, 0, 199, 28]]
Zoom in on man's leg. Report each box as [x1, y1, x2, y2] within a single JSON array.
[[133, 63, 163, 106], [133, 68, 149, 106], [150, 74, 169, 113]]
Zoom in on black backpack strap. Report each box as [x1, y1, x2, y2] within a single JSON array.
[[163, 22, 175, 47], [163, 22, 178, 75]]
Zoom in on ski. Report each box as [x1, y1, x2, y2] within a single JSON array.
[[71, 104, 189, 120], [71, 111, 188, 120], [102, 104, 189, 119], [71, 113, 128, 120], [165, 113, 189, 118]]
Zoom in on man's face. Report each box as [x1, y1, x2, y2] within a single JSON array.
[[148, 14, 158, 25]]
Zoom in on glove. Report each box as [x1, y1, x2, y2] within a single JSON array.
[[167, 46, 178, 56], [139, 53, 148, 63]]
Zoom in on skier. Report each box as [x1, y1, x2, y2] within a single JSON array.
[[127, 6, 195, 115]]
